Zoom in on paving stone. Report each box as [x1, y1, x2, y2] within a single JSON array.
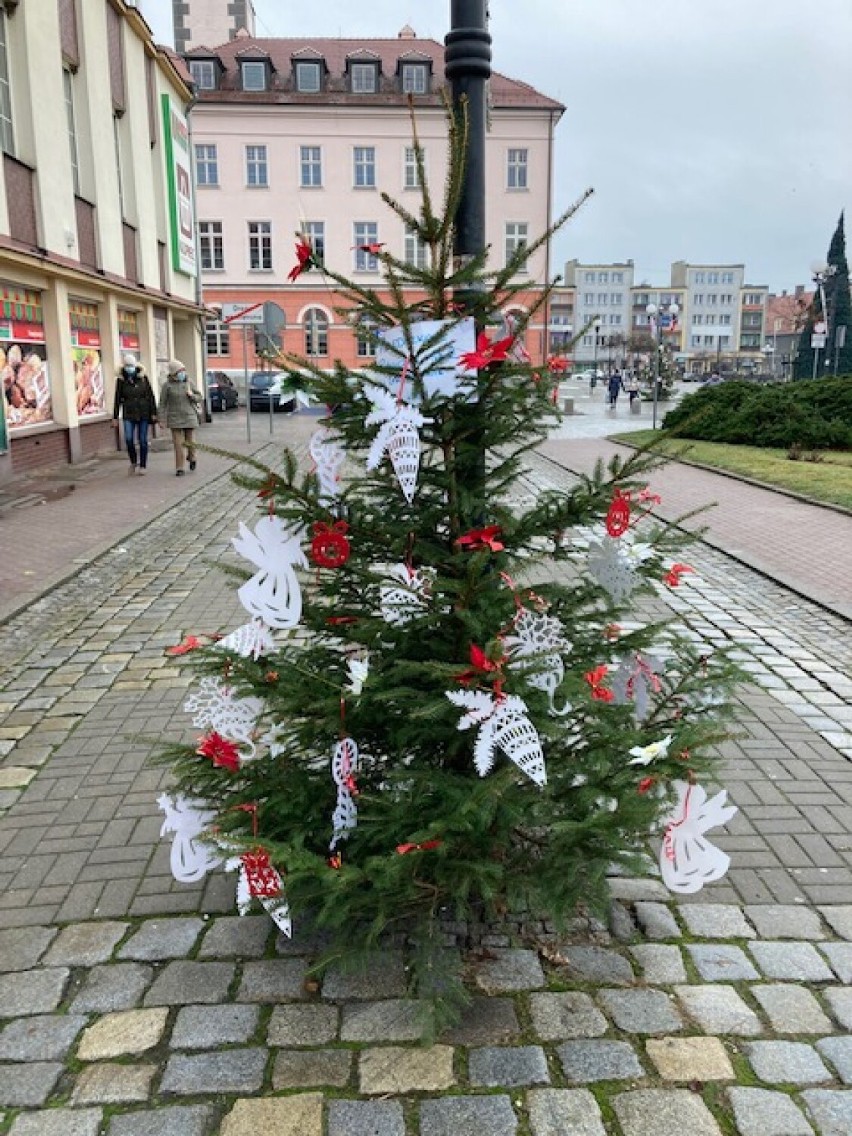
[[634, 901, 681, 939], [630, 944, 687, 984], [727, 1087, 814, 1136], [419, 1095, 517, 1136], [646, 1036, 735, 1080], [688, 944, 760, 981], [69, 963, 153, 1013], [321, 951, 407, 999], [744, 905, 826, 940], [800, 1089, 852, 1135], [609, 878, 671, 902], [219, 1094, 323, 1136], [236, 958, 309, 1002], [0, 967, 69, 1017], [555, 945, 635, 985], [529, 992, 608, 1040], [819, 942, 852, 983], [527, 1089, 606, 1136], [118, 918, 205, 961], [612, 1089, 722, 1135], [0, 1013, 88, 1060], [824, 987, 852, 1030], [675, 985, 762, 1036], [197, 915, 271, 958], [819, 906, 852, 939], [77, 1009, 169, 1060], [327, 1099, 405, 1136], [473, 948, 545, 993], [71, 1062, 156, 1104], [678, 904, 756, 939], [267, 1003, 339, 1047], [749, 941, 835, 982], [556, 1039, 644, 1082], [9, 1108, 102, 1136], [469, 1044, 549, 1087], [340, 999, 428, 1042], [441, 997, 521, 1045], [816, 1037, 852, 1084], [160, 1048, 268, 1096], [143, 960, 235, 1006], [271, 1047, 352, 1088], [598, 988, 684, 1034], [0, 925, 56, 971], [0, 1062, 63, 1107], [106, 1105, 214, 1136], [42, 921, 128, 966], [171, 1004, 260, 1049], [751, 985, 833, 1034], [746, 1041, 831, 1084], [0, 766, 37, 788], [359, 1045, 455, 1094]]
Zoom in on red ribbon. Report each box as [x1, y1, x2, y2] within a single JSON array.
[[396, 839, 442, 855], [456, 524, 504, 552], [584, 665, 614, 703], [663, 563, 694, 587]]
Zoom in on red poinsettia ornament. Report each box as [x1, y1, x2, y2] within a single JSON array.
[[197, 731, 241, 772], [310, 520, 351, 568], [166, 635, 204, 656], [663, 563, 694, 587], [547, 354, 569, 374], [456, 524, 505, 553], [584, 664, 614, 703], [459, 332, 514, 370], [287, 234, 315, 282]]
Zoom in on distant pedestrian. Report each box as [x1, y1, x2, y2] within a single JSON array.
[[607, 370, 623, 408], [159, 360, 202, 477], [623, 372, 640, 410], [113, 354, 157, 476]]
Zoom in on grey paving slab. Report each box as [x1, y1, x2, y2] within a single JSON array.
[[726, 1087, 814, 1136], [321, 951, 407, 999], [473, 948, 545, 993], [0, 968, 69, 1017], [555, 945, 635, 985], [598, 988, 685, 1035], [106, 1105, 215, 1136], [440, 997, 521, 1045], [527, 1088, 607, 1136], [0, 1014, 88, 1061], [751, 985, 834, 1034], [819, 907, 852, 939], [743, 905, 826, 940], [143, 960, 235, 1006], [9, 1109, 103, 1136], [236, 958, 309, 1002], [746, 1041, 831, 1084], [271, 1047, 352, 1089], [529, 991, 608, 1040], [0, 1061, 63, 1107], [611, 1089, 722, 1135], [340, 999, 428, 1042], [818, 942, 852, 983], [688, 944, 760, 981], [42, 921, 128, 966], [824, 987, 852, 1030], [748, 941, 836, 982], [170, 1004, 260, 1049], [800, 1089, 852, 1135], [68, 963, 153, 1013], [118, 918, 205, 961], [0, 926, 57, 971], [267, 1003, 339, 1047], [678, 904, 756, 939], [197, 914, 271, 958], [159, 1048, 267, 1096], [556, 1039, 645, 1082], [630, 944, 687, 984], [816, 1037, 852, 1085], [468, 1045, 549, 1087], [419, 1095, 518, 1136], [633, 901, 681, 939], [327, 1099, 405, 1136]]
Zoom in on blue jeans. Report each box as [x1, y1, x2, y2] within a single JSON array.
[[123, 419, 150, 468]]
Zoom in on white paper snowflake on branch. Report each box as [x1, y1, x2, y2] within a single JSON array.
[[586, 533, 653, 602], [309, 426, 346, 505], [157, 793, 222, 883], [377, 563, 433, 625], [184, 676, 264, 759], [217, 619, 276, 661], [504, 607, 572, 716], [365, 388, 431, 504], [659, 780, 738, 894], [446, 689, 546, 787], [232, 515, 308, 629], [330, 736, 360, 849]]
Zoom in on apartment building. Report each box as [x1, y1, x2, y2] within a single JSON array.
[[629, 284, 687, 359], [563, 260, 634, 366], [0, 1, 203, 479], [184, 26, 564, 375], [671, 260, 745, 370], [739, 285, 769, 360]]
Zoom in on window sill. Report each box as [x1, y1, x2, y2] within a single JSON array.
[[299, 184, 323, 190], [197, 184, 220, 190], [248, 268, 275, 274], [506, 187, 529, 193], [201, 268, 227, 274], [353, 185, 377, 191], [245, 184, 270, 190]]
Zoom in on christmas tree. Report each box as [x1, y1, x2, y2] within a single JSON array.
[[157, 103, 739, 1025], [795, 212, 852, 379]]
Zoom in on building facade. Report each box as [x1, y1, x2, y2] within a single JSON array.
[[0, 0, 203, 479], [172, 0, 256, 54], [183, 26, 564, 379], [563, 260, 634, 367], [671, 261, 745, 372]]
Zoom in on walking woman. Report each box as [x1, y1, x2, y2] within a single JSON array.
[[159, 360, 202, 477], [113, 354, 157, 475]]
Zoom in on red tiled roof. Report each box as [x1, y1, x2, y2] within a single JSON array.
[[184, 36, 564, 113]]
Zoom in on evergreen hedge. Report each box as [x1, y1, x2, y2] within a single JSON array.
[[662, 377, 852, 450]]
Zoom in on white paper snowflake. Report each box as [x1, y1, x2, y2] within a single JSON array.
[[377, 563, 433, 625], [365, 388, 431, 504], [232, 515, 308, 629], [587, 533, 652, 602], [446, 689, 546, 787], [184, 676, 264, 759], [504, 607, 572, 716], [659, 780, 738, 894], [157, 793, 222, 883], [309, 426, 346, 505], [217, 619, 276, 660], [330, 736, 360, 849], [346, 656, 369, 697]]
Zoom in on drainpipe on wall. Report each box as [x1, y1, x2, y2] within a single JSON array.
[[184, 93, 212, 421]]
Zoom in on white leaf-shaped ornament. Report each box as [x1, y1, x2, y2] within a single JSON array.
[[446, 690, 546, 786], [504, 608, 572, 716], [157, 793, 222, 883], [659, 780, 738, 894], [330, 737, 360, 849], [378, 563, 433, 625], [446, 687, 498, 730], [232, 515, 308, 629], [226, 854, 292, 936], [346, 656, 369, 697], [184, 676, 264, 759], [309, 426, 345, 505], [365, 394, 430, 504], [217, 619, 276, 660]]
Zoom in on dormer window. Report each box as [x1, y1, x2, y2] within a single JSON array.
[[350, 62, 378, 94], [189, 60, 217, 90], [241, 60, 267, 91], [295, 60, 322, 93], [401, 63, 429, 94]]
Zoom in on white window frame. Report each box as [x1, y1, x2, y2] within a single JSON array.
[[303, 221, 325, 265], [241, 61, 267, 91], [350, 63, 377, 93], [248, 221, 272, 270], [356, 317, 378, 358], [245, 144, 268, 187], [401, 63, 428, 94], [198, 220, 224, 270], [404, 145, 423, 189], [295, 61, 321, 93], [304, 307, 329, 356], [353, 222, 379, 271], [404, 227, 429, 270], [189, 60, 216, 90], [300, 145, 322, 188], [504, 222, 529, 272], [507, 148, 528, 190], [195, 143, 218, 187], [206, 319, 229, 356], [353, 146, 376, 188]]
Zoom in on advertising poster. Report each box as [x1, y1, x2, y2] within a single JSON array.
[[0, 286, 52, 430], [161, 94, 197, 277], [70, 299, 105, 416], [118, 308, 141, 354]]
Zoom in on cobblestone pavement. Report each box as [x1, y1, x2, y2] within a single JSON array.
[[0, 409, 851, 1133]]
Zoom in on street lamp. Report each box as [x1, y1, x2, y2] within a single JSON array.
[[810, 259, 837, 380], [591, 317, 602, 388], [645, 301, 679, 429]]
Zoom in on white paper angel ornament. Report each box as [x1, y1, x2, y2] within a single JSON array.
[[226, 850, 292, 936], [157, 793, 223, 883], [504, 607, 572, 716], [659, 780, 738, 894], [365, 388, 431, 504], [446, 689, 546, 787], [309, 426, 346, 505], [232, 515, 308, 629]]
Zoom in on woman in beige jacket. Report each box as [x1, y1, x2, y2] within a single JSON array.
[[158, 359, 202, 476]]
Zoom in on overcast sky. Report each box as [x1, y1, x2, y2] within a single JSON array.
[[140, 0, 852, 292]]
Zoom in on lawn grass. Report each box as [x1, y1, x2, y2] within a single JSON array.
[[611, 431, 852, 511]]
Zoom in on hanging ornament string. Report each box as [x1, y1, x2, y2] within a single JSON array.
[[233, 802, 259, 838], [662, 781, 693, 862]]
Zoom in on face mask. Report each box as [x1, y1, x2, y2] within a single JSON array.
[[176, 372, 187, 382], [123, 366, 135, 377]]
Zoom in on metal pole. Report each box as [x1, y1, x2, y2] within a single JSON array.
[[243, 324, 251, 442], [812, 344, 819, 382], [652, 328, 660, 430]]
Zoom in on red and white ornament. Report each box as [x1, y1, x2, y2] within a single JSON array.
[[227, 850, 292, 936], [330, 736, 360, 849], [365, 389, 430, 504], [217, 619, 275, 660], [659, 780, 737, 894], [157, 793, 222, 883], [446, 688, 546, 787], [232, 515, 307, 629]]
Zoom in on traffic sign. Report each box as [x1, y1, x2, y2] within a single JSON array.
[[811, 333, 827, 349], [222, 302, 264, 325]]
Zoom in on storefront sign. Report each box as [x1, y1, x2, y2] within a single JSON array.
[[69, 299, 104, 416], [161, 94, 196, 277], [0, 285, 52, 431]]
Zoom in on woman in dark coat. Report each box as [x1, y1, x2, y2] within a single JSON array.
[[113, 354, 157, 475]]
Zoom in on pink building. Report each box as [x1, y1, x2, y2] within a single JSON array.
[[184, 26, 564, 374]]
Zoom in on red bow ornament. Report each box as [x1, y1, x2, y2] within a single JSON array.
[[584, 664, 614, 703], [310, 520, 351, 568], [547, 354, 569, 374], [287, 234, 315, 282], [166, 635, 204, 656], [663, 563, 694, 588], [396, 839, 443, 855], [456, 524, 505, 553]]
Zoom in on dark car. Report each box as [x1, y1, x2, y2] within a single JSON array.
[[207, 371, 239, 411], [248, 371, 295, 413]]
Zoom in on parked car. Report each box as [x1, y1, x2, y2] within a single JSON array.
[[575, 369, 605, 383], [248, 371, 296, 413], [206, 370, 239, 411]]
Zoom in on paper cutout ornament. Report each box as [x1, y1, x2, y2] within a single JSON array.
[[504, 607, 571, 716], [446, 689, 546, 787], [659, 780, 738, 894], [587, 534, 652, 602], [184, 676, 264, 759], [227, 852, 292, 936], [346, 657, 369, 697], [310, 520, 351, 568], [628, 734, 673, 767], [157, 793, 222, 883], [330, 736, 360, 849], [611, 652, 665, 722], [377, 563, 433, 625], [309, 426, 346, 504], [365, 389, 430, 504], [217, 620, 275, 660], [605, 489, 632, 538], [232, 515, 307, 629]]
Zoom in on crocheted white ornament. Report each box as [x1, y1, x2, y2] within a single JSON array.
[[504, 607, 571, 716], [309, 426, 346, 505], [184, 676, 264, 759], [377, 563, 433, 625], [232, 515, 307, 629], [157, 793, 222, 883], [365, 389, 430, 504], [659, 780, 738, 894], [217, 619, 275, 660], [330, 736, 360, 849], [446, 689, 546, 787]]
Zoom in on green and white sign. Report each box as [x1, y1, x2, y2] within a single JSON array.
[[161, 94, 196, 277]]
